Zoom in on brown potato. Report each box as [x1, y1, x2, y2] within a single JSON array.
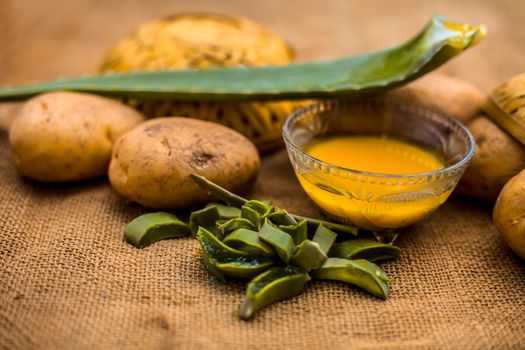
[[9, 92, 145, 182], [493, 169, 525, 259], [384, 72, 485, 124], [108, 117, 260, 209], [456, 115, 525, 202]]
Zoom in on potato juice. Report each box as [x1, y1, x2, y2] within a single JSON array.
[[297, 135, 451, 230]]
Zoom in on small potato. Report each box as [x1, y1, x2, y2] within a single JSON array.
[[108, 117, 260, 209], [456, 115, 525, 202], [385, 72, 485, 124], [9, 92, 145, 182], [493, 169, 525, 259]]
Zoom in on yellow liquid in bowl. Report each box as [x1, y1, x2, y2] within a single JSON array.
[[297, 136, 450, 230]]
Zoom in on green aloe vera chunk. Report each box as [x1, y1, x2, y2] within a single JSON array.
[[219, 217, 255, 235], [269, 209, 297, 226], [241, 206, 263, 230], [205, 202, 241, 219], [331, 239, 402, 262], [244, 200, 272, 217], [312, 224, 338, 255], [0, 17, 485, 102], [239, 266, 311, 321], [124, 212, 191, 248], [223, 228, 275, 256], [196, 227, 274, 282], [290, 240, 327, 271], [258, 220, 295, 264], [312, 258, 390, 299], [279, 219, 308, 246], [189, 206, 221, 237]]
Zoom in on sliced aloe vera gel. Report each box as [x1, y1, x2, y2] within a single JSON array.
[[279, 219, 308, 245], [196, 227, 274, 282], [312, 224, 338, 254], [223, 228, 275, 256], [205, 202, 241, 219], [312, 258, 390, 299], [258, 220, 296, 264], [331, 239, 402, 262], [124, 212, 191, 248], [189, 205, 222, 236], [290, 240, 327, 271], [124, 175, 400, 320], [239, 266, 311, 321], [219, 217, 255, 235]]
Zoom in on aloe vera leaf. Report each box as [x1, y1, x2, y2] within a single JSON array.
[[279, 219, 308, 246], [191, 174, 359, 235], [312, 224, 338, 254], [312, 258, 390, 299], [258, 220, 295, 264], [0, 16, 485, 102], [331, 239, 401, 262], [196, 227, 274, 282], [124, 212, 191, 248], [239, 266, 310, 321], [290, 240, 327, 271], [223, 228, 275, 256]]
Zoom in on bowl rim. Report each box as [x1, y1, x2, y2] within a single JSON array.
[[282, 98, 475, 179]]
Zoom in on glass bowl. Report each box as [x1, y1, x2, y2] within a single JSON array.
[[282, 99, 475, 231]]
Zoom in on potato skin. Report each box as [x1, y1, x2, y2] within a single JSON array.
[[493, 169, 525, 259], [385, 72, 485, 124], [108, 117, 260, 209], [9, 92, 145, 182], [456, 115, 525, 202]]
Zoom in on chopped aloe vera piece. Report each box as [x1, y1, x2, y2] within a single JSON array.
[[219, 217, 255, 235], [223, 228, 275, 256], [244, 200, 272, 217], [1, 17, 485, 103], [205, 202, 241, 219], [269, 209, 297, 226], [331, 239, 401, 262], [196, 227, 274, 282], [241, 206, 263, 230], [124, 212, 191, 248], [312, 258, 390, 299], [290, 240, 327, 271], [279, 219, 307, 246], [258, 220, 296, 264], [312, 224, 338, 255], [189, 206, 221, 236], [239, 266, 310, 321]]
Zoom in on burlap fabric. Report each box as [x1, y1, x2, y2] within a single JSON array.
[[2, 0, 525, 348], [1, 123, 525, 348]]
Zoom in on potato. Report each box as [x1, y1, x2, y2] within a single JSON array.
[[456, 115, 525, 202], [9, 92, 145, 182], [493, 169, 525, 259], [384, 72, 485, 124], [108, 117, 260, 209]]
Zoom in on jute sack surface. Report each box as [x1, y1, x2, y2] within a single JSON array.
[[0, 122, 525, 349], [2, 0, 525, 348]]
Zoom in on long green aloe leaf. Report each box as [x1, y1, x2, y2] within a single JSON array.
[[0, 16, 485, 102]]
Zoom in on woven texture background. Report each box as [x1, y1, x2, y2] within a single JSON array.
[[1, 0, 525, 349]]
